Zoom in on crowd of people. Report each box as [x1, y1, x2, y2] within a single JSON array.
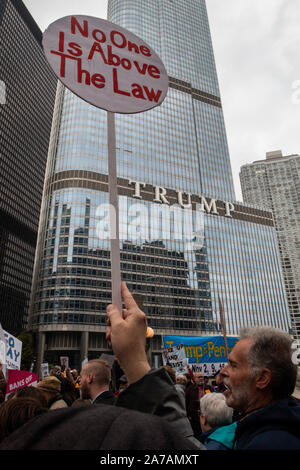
[[0, 281, 300, 451]]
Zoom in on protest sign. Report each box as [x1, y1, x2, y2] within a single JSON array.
[[99, 353, 116, 368], [81, 357, 88, 370], [5, 370, 38, 399], [163, 335, 239, 376], [41, 363, 49, 378], [43, 15, 168, 315], [42, 15, 168, 114], [3, 329, 22, 370], [162, 343, 188, 374], [60, 356, 69, 369]]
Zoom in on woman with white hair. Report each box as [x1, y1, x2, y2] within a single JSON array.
[[197, 392, 237, 450]]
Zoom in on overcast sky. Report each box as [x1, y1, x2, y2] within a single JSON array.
[[23, 0, 300, 201]]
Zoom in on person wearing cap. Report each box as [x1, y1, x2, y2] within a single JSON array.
[[37, 376, 68, 410]]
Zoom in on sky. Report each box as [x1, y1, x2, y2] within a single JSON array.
[[23, 0, 300, 202]]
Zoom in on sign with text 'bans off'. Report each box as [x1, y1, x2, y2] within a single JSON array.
[[42, 15, 169, 114], [5, 370, 38, 399]]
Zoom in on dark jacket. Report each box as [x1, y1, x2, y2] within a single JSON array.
[[0, 367, 204, 450], [234, 397, 300, 450], [116, 368, 204, 449], [185, 383, 208, 435], [0, 404, 197, 450], [185, 384, 200, 423], [93, 390, 116, 405]]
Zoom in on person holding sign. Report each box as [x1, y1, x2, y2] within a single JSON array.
[[0, 282, 203, 450], [107, 283, 202, 448]]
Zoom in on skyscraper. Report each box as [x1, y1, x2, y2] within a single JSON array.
[[29, 0, 290, 369], [0, 0, 57, 334], [240, 150, 300, 339]]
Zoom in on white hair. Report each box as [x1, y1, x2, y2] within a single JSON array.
[[200, 393, 233, 429]]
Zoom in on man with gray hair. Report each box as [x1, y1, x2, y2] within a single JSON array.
[[220, 326, 300, 449]]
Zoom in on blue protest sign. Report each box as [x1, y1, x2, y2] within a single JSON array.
[[163, 335, 239, 364]]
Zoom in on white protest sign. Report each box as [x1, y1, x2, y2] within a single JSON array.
[[81, 357, 88, 370], [99, 353, 115, 368], [190, 362, 227, 377], [60, 356, 69, 369], [162, 344, 188, 374], [42, 15, 168, 314], [3, 329, 22, 370], [41, 363, 49, 378], [42, 15, 169, 114]]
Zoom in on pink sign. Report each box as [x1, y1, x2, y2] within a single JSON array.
[[6, 370, 38, 399], [42, 15, 169, 114]]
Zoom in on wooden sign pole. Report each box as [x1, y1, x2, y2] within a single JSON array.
[[107, 111, 122, 314], [218, 297, 229, 360]]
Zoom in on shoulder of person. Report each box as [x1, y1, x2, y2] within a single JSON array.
[[50, 398, 68, 410], [240, 429, 300, 450]]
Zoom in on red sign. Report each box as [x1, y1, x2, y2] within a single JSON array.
[[6, 370, 38, 399], [42, 15, 169, 114]]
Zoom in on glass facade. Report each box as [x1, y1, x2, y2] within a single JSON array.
[[0, 0, 57, 334], [108, 0, 235, 201], [205, 214, 289, 334], [240, 152, 300, 339], [29, 0, 290, 367]]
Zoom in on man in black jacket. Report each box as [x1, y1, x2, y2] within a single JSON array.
[[220, 326, 300, 450], [79, 359, 116, 405]]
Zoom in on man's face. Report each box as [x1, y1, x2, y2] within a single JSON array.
[[176, 375, 186, 385], [194, 372, 204, 385], [79, 366, 92, 399], [221, 338, 256, 412]]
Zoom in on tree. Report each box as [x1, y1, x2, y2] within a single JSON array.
[[17, 331, 35, 371]]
